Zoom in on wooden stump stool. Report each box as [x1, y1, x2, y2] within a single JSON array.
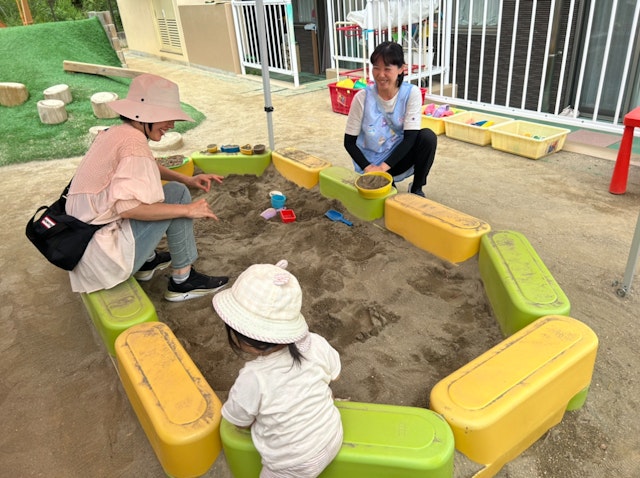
[[0, 82, 29, 107], [37, 99, 67, 124], [148, 131, 183, 152], [43, 84, 72, 104], [90, 92, 119, 119]]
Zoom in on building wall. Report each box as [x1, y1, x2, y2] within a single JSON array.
[[115, 0, 185, 63], [178, 2, 241, 73], [116, 0, 240, 72]]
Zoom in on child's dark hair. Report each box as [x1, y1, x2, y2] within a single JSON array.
[[370, 41, 405, 88], [226, 324, 304, 366]]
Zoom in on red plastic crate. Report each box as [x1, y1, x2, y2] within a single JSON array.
[[328, 82, 357, 115], [328, 83, 428, 116], [419, 87, 428, 103]]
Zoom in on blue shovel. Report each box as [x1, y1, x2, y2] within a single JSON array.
[[325, 209, 353, 227]]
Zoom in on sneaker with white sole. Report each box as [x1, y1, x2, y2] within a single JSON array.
[[134, 251, 171, 281], [164, 267, 229, 302]]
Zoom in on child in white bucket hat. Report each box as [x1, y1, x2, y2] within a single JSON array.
[[213, 260, 343, 478], [66, 73, 229, 300]]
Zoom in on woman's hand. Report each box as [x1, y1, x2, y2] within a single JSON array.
[[364, 163, 390, 173], [187, 174, 224, 192], [158, 164, 223, 191], [185, 198, 219, 220], [121, 199, 218, 221]]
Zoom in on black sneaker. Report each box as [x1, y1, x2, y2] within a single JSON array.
[[134, 251, 172, 281], [408, 182, 426, 198], [164, 267, 229, 302]]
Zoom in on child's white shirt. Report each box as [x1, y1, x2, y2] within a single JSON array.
[[222, 332, 342, 471]]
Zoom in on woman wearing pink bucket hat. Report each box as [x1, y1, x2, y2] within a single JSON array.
[[66, 73, 229, 301], [213, 260, 343, 478]]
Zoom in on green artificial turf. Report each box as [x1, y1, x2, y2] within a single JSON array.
[[0, 17, 203, 166]]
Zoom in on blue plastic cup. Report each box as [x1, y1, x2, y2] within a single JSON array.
[[271, 194, 286, 209]]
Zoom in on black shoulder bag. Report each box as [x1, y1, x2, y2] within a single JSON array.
[[25, 180, 103, 271]]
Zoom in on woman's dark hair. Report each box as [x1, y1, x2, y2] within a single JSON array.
[[120, 115, 154, 139], [370, 41, 405, 87], [225, 324, 304, 366]]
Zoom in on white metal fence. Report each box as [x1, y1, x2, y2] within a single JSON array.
[[229, 0, 640, 133], [231, 0, 300, 87], [329, 0, 447, 89], [328, 0, 640, 133]]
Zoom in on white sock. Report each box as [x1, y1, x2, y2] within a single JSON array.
[[173, 271, 190, 284]]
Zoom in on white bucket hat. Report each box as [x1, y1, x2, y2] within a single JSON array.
[[109, 73, 194, 123], [212, 260, 308, 344]]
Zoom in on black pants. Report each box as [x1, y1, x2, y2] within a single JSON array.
[[387, 128, 437, 191]]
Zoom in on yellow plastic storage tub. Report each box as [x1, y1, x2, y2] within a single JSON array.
[[384, 193, 491, 263], [159, 156, 194, 185], [489, 120, 571, 159], [443, 111, 513, 146], [167, 156, 194, 176], [421, 104, 466, 135], [272, 147, 332, 189], [115, 322, 223, 478], [430, 315, 598, 478]]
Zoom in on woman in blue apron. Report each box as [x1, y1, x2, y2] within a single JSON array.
[[344, 41, 437, 197]]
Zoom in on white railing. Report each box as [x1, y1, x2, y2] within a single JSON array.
[[229, 0, 640, 133], [329, 0, 447, 91], [328, 0, 640, 133], [231, 0, 300, 87]]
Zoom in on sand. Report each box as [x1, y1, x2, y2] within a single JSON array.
[[2, 52, 640, 477]]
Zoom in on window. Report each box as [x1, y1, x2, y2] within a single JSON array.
[[457, 0, 499, 27], [152, 0, 182, 53]]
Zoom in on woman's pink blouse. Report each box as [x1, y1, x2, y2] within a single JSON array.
[[66, 124, 164, 293]]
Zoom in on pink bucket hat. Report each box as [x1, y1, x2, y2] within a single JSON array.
[[109, 73, 194, 123], [212, 260, 309, 344]]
